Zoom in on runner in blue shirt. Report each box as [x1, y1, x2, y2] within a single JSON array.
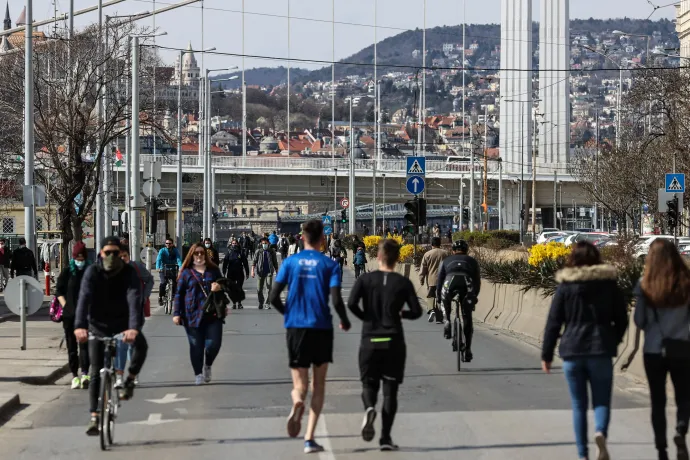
[[269, 219, 351, 454]]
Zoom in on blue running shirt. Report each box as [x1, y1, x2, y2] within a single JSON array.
[[274, 249, 342, 329]]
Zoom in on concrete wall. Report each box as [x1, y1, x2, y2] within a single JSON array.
[[365, 259, 647, 384]]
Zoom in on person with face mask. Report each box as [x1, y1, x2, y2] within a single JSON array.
[[173, 243, 224, 385], [56, 242, 91, 390], [74, 236, 148, 436], [222, 239, 249, 309], [252, 237, 279, 309], [203, 238, 221, 266]]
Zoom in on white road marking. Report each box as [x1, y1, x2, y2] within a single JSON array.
[[315, 414, 337, 460], [145, 393, 190, 404], [130, 413, 182, 425]]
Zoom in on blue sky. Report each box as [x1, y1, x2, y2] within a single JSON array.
[[17, 0, 679, 70]]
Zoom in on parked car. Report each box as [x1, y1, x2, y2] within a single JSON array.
[[564, 232, 612, 247], [537, 231, 568, 244], [634, 235, 690, 260]]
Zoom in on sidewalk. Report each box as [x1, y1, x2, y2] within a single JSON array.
[[0, 308, 68, 422]]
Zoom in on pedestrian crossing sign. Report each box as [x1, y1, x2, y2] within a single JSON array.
[[407, 156, 426, 176], [665, 173, 685, 193]]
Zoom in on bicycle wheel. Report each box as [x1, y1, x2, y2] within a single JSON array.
[[166, 281, 174, 315], [455, 318, 462, 371], [106, 376, 116, 445], [99, 373, 110, 451]]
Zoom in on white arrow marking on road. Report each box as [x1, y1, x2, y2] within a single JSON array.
[[412, 177, 420, 193], [131, 413, 182, 425], [146, 393, 190, 405], [174, 408, 189, 415]]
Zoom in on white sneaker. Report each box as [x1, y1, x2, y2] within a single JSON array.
[[114, 375, 124, 389], [71, 376, 81, 389], [195, 374, 204, 386], [203, 365, 212, 383]]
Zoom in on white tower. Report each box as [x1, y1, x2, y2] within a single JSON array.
[[539, 0, 570, 167], [173, 42, 201, 94], [499, 0, 533, 175]]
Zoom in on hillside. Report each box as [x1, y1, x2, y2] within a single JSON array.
[[215, 66, 312, 89]]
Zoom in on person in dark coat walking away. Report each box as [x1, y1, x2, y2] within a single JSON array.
[[223, 238, 249, 309], [353, 246, 368, 279], [173, 243, 225, 385], [623, 239, 690, 460], [11, 237, 37, 278], [0, 238, 11, 290], [55, 242, 91, 390], [541, 242, 628, 460]]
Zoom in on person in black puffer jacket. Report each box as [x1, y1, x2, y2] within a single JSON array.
[[541, 241, 628, 460], [55, 242, 92, 390]]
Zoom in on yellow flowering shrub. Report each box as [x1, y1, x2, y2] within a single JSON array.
[[363, 235, 382, 250], [528, 242, 571, 267]]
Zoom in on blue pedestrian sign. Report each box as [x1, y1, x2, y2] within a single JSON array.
[[407, 156, 426, 176], [406, 175, 425, 195], [324, 225, 333, 236], [322, 215, 332, 226], [666, 173, 685, 193]]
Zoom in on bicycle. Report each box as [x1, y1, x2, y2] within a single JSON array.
[[162, 265, 178, 315], [450, 296, 466, 371], [92, 333, 123, 451]]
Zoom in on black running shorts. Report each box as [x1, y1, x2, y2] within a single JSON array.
[[359, 339, 407, 384], [286, 328, 334, 369]]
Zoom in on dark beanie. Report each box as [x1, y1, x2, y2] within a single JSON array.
[[101, 236, 121, 248], [72, 241, 87, 258]]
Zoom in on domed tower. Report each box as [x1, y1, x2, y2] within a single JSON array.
[[173, 42, 201, 88]]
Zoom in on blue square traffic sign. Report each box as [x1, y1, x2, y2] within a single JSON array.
[[666, 173, 685, 193], [322, 215, 332, 225], [407, 156, 426, 176]]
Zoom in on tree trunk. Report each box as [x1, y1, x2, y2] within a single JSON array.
[[59, 206, 74, 272]]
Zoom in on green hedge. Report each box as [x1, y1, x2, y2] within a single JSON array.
[[452, 230, 521, 248]]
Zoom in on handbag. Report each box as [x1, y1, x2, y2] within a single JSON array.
[[190, 269, 222, 319], [49, 296, 63, 323], [651, 306, 690, 359]]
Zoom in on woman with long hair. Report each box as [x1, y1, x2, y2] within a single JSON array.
[[173, 243, 224, 385], [627, 239, 690, 460], [541, 242, 628, 460]]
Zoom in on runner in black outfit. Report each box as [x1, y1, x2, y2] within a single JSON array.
[[437, 239, 481, 362], [347, 239, 423, 451]]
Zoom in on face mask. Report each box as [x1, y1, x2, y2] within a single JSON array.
[[74, 260, 85, 269], [102, 253, 123, 272], [262, 244, 269, 250], [205, 243, 211, 249], [232, 244, 238, 250]]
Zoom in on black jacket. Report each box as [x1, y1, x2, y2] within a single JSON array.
[[436, 254, 481, 299], [10, 246, 37, 276], [75, 261, 142, 335], [222, 248, 249, 279], [541, 264, 628, 362], [55, 261, 90, 318], [0, 247, 11, 266]]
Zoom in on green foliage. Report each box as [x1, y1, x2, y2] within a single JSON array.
[[452, 230, 521, 248]]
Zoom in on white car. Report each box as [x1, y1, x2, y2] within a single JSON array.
[[537, 231, 568, 244], [634, 235, 690, 260]]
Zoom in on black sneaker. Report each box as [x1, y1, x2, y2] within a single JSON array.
[[238, 303, 244, 309], [427, 310, 435, 323], [119, 378, 135, 401], [675, 433, 689, 460], [232, 304, 237, 310], [86, 416, 99, 436], [361, 407, 377, 442], [463, 350, 473, 363], [443, 322, 451, 340], [158, 297, 164, 306], [380, 439, 399, 451], [258, 304, 263, 310]]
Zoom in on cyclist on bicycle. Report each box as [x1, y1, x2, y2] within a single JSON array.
[[156, 237, 182, 306], [436, 239, 480, 362], [74, 236, 149, 436]]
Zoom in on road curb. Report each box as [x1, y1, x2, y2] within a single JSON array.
[[0, 393, 20, 421], [18, 363, 70, 386], [0, 303, 50, 324]]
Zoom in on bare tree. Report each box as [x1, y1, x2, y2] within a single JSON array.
[[0, 22, 161, 259]]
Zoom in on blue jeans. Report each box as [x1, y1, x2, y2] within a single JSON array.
[[562, 356, 614, 459], [184, 318, 223, 376], [115, 339, 131, 372]]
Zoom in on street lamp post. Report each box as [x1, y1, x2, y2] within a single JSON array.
[[24, 0, 35, 261]]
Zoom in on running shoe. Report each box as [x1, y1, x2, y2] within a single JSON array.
[[86, 416, 99, 436], [232, 304, 237, 310], [71, 376, 81, 390], [265, 303, 272, 310], [595, 432, 609, 460], [119, 378, 135, 400], [427, 310, 435, 323], [361, 407, 377, 442], [114, 375, 124, 389], [675, 433, 689, 460], [463, 350, 473, 363], [258, 304, 263, 310], [80, 374, 90, 390], [238, 303, 244, 309], [134, 376, 139, 385], [304, 440, 324, 454], [195, 374, 204, 386], [203, 365, 212, 383], [443, 321, 451, 340], [380, 439, 399, 451], [287, 400, 305, 438], [158, 297, 164, 307]]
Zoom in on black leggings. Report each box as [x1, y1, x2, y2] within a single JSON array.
[[89, 331, 148, 413], [644, 353, 690, 451], [362, 379, 399, 442], [62, 316, 89, 377]]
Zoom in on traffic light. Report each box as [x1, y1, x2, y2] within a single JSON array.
[[146, 199, 157, 234], [462, 208, 469, 220], [341, 209, 348, 223], [403, 198, 419, 235], [667, 196, 679, 229], [520, 208, 526, 220], [418, 198, 427, 227]]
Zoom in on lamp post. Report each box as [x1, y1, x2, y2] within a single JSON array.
[[24, 0, 35, 261]]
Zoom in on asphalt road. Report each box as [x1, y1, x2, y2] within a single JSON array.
[[0, 267, 659, 459]]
